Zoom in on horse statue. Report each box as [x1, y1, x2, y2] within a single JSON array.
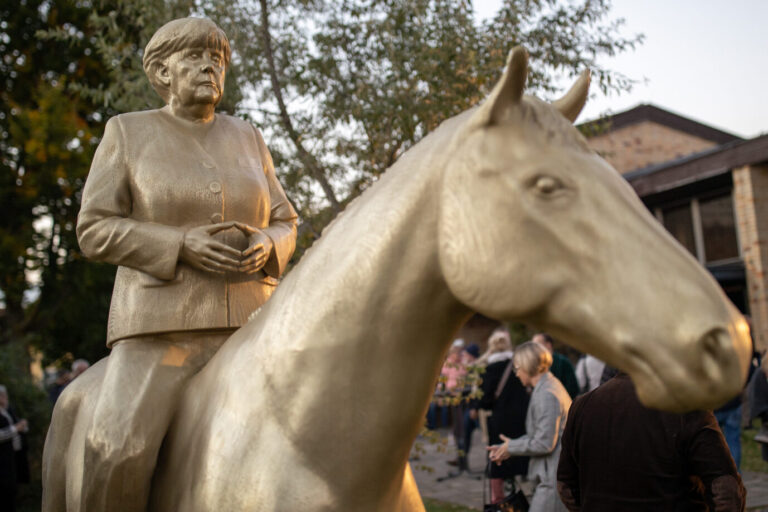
[[43, 47, 751, 511]]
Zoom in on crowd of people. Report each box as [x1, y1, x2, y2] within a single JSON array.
[[429, 328, 767, 512], [46, 359, 90, 405]]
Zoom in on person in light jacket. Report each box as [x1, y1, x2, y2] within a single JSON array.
[[488, 341, 571, 512]]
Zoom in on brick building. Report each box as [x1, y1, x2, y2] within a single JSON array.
[[583, 104, 768, 351]]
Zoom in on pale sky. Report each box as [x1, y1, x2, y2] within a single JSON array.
[[475, 0, 768, 139]]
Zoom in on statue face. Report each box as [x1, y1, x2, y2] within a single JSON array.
[[166, 46, 226, 111]]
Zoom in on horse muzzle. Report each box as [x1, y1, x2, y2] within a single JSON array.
[[628, 320, 752, 412]]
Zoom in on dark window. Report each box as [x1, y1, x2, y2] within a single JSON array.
[[700, 195, 739, 262], [663, 204, 696, 256], [723, 284, 748, 314]]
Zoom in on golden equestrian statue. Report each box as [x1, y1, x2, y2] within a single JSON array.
[[43, 18, 751, 512]]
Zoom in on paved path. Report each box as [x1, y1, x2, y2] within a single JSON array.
[[412, 429, 768, 511]]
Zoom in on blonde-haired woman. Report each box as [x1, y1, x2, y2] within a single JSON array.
[[488, 341, 571, 511], [476, 329, 514, 367]]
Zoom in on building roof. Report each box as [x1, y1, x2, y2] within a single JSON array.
[[625, 133, 768, 197], [581, 104, 743, 145]]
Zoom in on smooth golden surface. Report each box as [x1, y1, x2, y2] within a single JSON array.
[[45, 46, 750, 511]]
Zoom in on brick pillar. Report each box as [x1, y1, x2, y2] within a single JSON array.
[[733, 164, 768, 352]]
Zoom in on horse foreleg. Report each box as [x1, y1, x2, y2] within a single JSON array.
[[42, 399, 76, 512], [397, 463, 427, 512], [42, 359, 107, 512]]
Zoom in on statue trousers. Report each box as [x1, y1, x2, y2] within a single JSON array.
[[80, 331, 231, 512]]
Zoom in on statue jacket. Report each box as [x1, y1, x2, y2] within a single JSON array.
[[77, 107, 298, 345]]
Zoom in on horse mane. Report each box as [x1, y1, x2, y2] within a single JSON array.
[[291, 109, 472, 268], [240, 109, 474, 352], [252, 93, 588, 342], [297, 93, 587, 263], [517, 96, 593, 152]]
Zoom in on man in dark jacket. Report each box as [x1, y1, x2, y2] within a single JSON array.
[[557, 373, 745, 511]]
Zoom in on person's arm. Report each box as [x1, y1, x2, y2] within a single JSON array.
[[557, 399, 583, 512], [0, 417, 25, 443], [239, 127, 297, 278], [505, 391, 564, 456], [685, 411, 745, 512], [76, 117, 186, 280], [0, 424, 16, 443]]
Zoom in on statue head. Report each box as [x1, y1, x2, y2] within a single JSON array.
[[143, 17, 231, 106]]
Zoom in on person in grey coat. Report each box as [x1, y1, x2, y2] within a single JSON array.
[[488, 341, 571, 512]]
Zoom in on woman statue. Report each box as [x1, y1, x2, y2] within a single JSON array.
[[73, 17, 297, 511]]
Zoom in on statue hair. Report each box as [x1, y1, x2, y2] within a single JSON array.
[[143, 17, 231, 103]]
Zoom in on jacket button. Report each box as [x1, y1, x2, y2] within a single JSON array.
[[209, 181, 222, 193], [210, 213, 223, 223]]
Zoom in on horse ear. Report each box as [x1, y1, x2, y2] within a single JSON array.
[[552, 69, 591, 123], [469, 46, 529, 127]]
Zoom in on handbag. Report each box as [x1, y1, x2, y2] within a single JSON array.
[[482, 460, 529, 512], [483, 491, 529, 512]]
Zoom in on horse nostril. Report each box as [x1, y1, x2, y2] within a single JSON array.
[[699, 329, 727, 380]]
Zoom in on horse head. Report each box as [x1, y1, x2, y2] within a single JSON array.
[[438, 47, 751, 412]]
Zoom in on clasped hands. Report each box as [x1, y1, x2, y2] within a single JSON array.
[[180, 221, 273, 275]]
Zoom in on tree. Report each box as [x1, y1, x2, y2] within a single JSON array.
[[0, 3, 122, 505], [2, 0, 642, 362], [206, 0, 642, 252], [1, 0, 111, 368]]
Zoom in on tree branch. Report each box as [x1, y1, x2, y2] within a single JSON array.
[[257, 0, 341, 212]]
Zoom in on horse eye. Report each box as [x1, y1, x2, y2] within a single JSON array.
[[533, 175, 563, 195]]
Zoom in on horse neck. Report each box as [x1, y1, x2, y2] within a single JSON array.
[[251, 116, 473, 460], [269, 125, 471, 378]]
